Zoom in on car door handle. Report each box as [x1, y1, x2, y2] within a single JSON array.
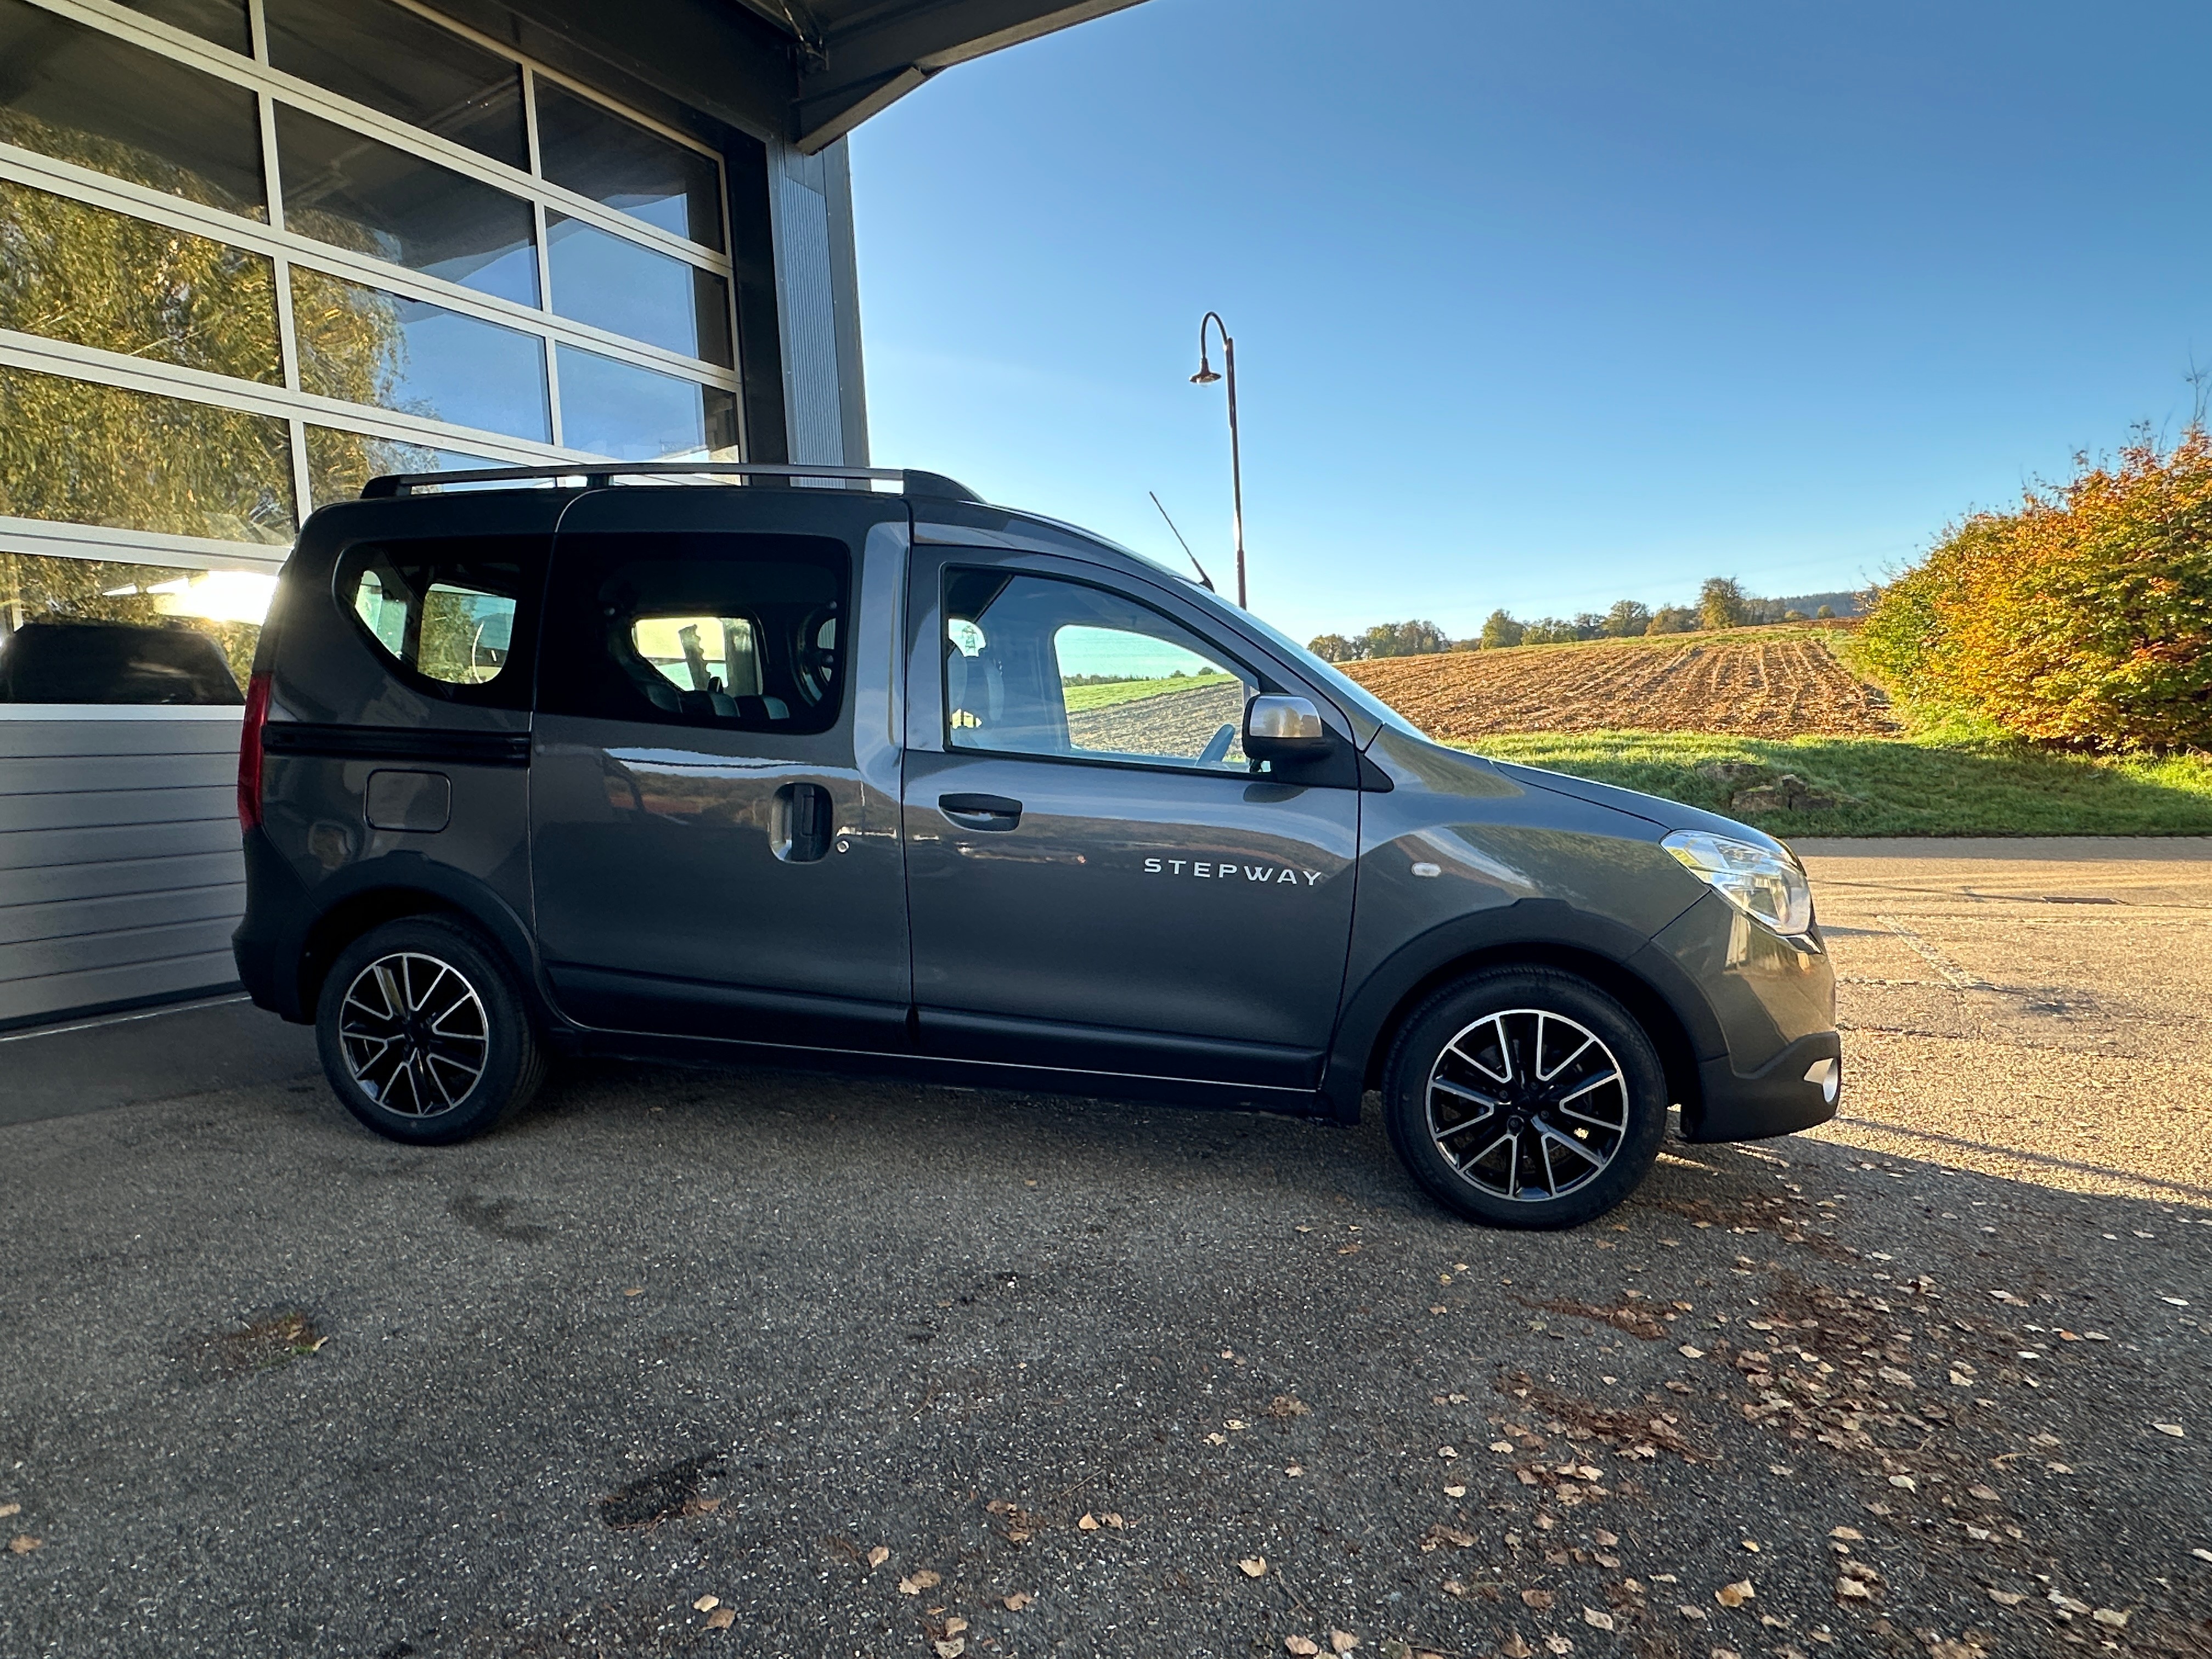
[[939, 792, 1023, 830]]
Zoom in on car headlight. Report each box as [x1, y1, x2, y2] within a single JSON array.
[[1663, 830, 1813, 937]]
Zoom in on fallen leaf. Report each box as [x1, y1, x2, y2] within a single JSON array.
[[1239, 1556, 1268, 1578], [866, 1545, 889, 1569], [2194, 1549, 2212, 1565], [692, 1595, 720, 1612], [0, 1505, 16, 1520], [1002, 1592, 1032, 1611], [1967, 1484, 2000, 1501], [1595, 1528, 1618, 1545], [934, 1640, 965, 1658], [1267, 1396, 1311, 1419], [1285, 1640, 1321, 1657], [1439, 1446, 1459, 1459], [2153, 1423, 2186, 1438], [1715, 1579, 1754, 1607], [1500, 1637, 1533, 1659], [1835, 1577, 1875, 1602], [1206, 1432, 1228, 1445], [1829, 1527, 1863, 1542], [1582, 1607, 1615, 1631], [704, 1607, 735, 1632], [1078, 1513, 1100, 1531], [1887, 1475, 1917, 1491], [1988, 1590, 2024, 1606], [1329, 1632, 1361, 1654], [1679, 1346, 1706, 1359], [898, 1570, 941, 1595], [1678, 1604, 1708, 1621], [1227, 1420, 1250, 1431], [1490, 1440, 1515, 1453], [1543, 1638, 1572, 1656], [1285, 1465, 1305, 1477], [1443, 1484, 1467, 1498], [2092, 1609, 2129, 1628], [1521, 1588, 1555, 1610], [624, 1287, 644, 1297], [945, 1617, 968, 1636], [6, 1536, 38, 1555]]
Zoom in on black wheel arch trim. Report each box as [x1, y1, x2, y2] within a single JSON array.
[[236, 837, 566, 1034], [1320, 897, 1728, 1126]]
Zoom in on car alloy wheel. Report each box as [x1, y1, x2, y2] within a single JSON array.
[[1425, 1007, 1630, 1204], [336, 950, 490, 1118]]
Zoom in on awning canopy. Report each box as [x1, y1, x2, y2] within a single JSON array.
[[461, 0, 1148, 153]]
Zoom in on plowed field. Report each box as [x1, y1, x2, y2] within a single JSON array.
[[1343, 629, 1900, 739]]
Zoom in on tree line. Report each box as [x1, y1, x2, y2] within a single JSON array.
[[1859, 424, 2211, 750], [1308, 579, 1848, 662]]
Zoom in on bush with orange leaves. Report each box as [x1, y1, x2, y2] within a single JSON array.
[[1861, 428, 2212, 750]]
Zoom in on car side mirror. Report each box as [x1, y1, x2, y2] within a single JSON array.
[[1243, 693, 1335, 762]]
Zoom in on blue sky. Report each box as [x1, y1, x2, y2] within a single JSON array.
[[848, 0, 2212, 646]]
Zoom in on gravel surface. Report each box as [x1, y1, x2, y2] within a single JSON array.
[[2, 843, 2208, 1658]]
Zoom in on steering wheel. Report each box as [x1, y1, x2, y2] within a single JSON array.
[[1198, 721, 1237, 765], [795, 606, 839, 704]]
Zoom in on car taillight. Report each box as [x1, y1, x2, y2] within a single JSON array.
[[238, 671, 272, 832]]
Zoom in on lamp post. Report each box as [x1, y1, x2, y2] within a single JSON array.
[[1189, 311, 1246, 608]]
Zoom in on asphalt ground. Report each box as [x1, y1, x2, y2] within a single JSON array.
[[2, 842, 2209, 1659]]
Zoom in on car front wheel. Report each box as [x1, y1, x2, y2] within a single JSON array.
[[1383, 967, 1668, 1229], [315, 916, 544, 1145]]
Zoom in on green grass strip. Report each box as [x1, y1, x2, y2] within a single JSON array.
[[1460, 730, 2212, 837]]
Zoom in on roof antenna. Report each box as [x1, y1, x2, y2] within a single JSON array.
[[1149, 491, 1216, 592]]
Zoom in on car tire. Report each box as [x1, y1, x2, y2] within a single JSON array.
[[1383, 967, 1668, 1230], [315, 916, 545, 1146]]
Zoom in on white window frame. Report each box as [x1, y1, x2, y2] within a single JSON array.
[[1, 0, 751, 577]]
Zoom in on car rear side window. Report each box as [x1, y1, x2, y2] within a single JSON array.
[[335, 537, 540, 704], [538, 532, 848, 735]]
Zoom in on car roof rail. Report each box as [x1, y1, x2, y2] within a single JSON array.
[[358, 461, 981, 502]]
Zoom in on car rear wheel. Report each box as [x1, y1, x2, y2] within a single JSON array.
[[1383, 967, 1668, 1229], [315, 916, 544, 1144]]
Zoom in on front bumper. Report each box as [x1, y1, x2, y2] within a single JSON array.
[[1684, 1029, 1842, 1142]]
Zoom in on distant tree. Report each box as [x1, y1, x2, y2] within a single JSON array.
[[1479, 608, 1525, 650], [1362, 618, 1450, 658], [1814, 604, 1836, 619], [1306, 633, 1359, 663], [1602, 600, 1652, 637], [1521, 617, 1579, 645], [1645, 606, 1697, 635], [1698, 577, 1750, 630], [1783, 608, 1809, 622]]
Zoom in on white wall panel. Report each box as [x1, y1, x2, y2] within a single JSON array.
[[0, 713, 246, 1028]]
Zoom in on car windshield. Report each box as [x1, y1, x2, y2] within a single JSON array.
[[1228, 603, 1423, 740], [1023, 515, 1425, 742]]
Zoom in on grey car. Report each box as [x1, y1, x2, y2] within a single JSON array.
[[233, 462, 1839, 1229]]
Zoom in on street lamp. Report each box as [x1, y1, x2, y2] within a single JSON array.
[[1190, 311, 1246, 608]]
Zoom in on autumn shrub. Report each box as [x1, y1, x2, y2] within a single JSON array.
[[1861, 429, 2212, 750]]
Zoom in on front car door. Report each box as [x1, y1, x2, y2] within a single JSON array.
[[901, 544, 1362, 1095], [528, 486, 910, 1051]]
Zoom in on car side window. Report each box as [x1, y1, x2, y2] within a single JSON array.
[[335, 538, 537, 703], [944, 570, 1255, 771], [539, 531, 847, 734]]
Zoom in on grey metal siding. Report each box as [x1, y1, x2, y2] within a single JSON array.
[[0, 713, 245, 1028], [773, 144, 847, 465]]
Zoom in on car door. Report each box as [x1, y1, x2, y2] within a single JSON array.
[[901, 544, 1361, 1091], [529, 486, 911, 1051]]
